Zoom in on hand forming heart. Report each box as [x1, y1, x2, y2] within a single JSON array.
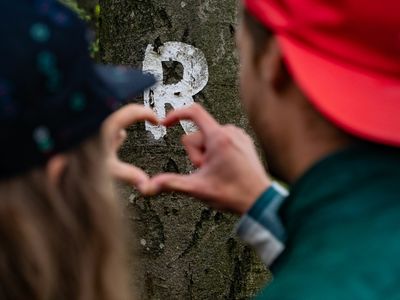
[[141, 104, 271, 215], [104, 103, 271, 215], [102, 104, 159, 191]]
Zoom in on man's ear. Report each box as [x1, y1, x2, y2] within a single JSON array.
[[260, 37, 292, 93], [46, 154, 68, 186]]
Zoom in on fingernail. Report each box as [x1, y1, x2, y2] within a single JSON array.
[[139, 183, 158, 196], [119, 129, 127, 138], [149, 183, 161, 196]]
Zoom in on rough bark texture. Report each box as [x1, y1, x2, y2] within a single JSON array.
[[98, 1, 270, 299]]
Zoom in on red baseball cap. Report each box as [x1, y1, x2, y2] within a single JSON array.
[[244, 0, 400, 146]]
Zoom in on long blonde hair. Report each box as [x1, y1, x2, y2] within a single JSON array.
[[0, 135, 129, 300]]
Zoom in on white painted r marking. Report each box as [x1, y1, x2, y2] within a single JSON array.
[[143, 42, 209, 140]]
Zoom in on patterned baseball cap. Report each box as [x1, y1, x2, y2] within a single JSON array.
[[0, 0, 155, 178]]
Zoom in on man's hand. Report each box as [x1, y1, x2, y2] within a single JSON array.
[[102, 104, 158, 189], [142, 104, 271, 215]]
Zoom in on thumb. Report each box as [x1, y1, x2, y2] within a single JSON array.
[[110, 160, 150, 187], [141, 173, 199, 196]]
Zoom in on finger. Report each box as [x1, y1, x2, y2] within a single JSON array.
[[110, 160, 150, 187], [182, 132, 205, 167], [142, 173, 199, 196], [224, 124, 244, 135], [105, 104, 159, 133], [224, 125, 251, 142], [113, 129, 127, 149], [161, 104, 220, 137]]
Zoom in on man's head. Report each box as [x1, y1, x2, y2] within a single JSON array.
[[237, 0, 400, 182], [237, 9, 352, 182]]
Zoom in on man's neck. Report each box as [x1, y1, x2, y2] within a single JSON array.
[[285, 133, 354, 183], [291, 142, 350, 183]]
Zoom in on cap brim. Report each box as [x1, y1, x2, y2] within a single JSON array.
[[94, 64, 156, 101], [278, 35, 400, 147]]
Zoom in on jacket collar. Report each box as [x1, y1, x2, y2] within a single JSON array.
[[280, 143, 400, 232]]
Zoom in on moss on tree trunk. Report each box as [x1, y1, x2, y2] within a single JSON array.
[[75, 0, 97, 14]]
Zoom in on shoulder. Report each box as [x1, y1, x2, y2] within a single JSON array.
[[256, 223, 400, 300]]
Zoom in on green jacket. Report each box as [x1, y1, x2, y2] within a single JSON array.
[[257, 144, 400, 299]]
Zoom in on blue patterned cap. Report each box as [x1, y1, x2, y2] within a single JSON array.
[[0, 0, 155, 178]]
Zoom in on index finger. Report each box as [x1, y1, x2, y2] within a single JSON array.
[[104, 104, 159, 133], [162, 104, 220, 137]]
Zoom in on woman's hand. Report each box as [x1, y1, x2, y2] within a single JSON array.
[[102, 104, 158, 189], [143, 104, 271, 215]]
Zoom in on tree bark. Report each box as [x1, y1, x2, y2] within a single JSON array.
[[98, 1, 270, 299]]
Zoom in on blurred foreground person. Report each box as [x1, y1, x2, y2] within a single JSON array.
[[0, 1, 157, 299], [147, 0, 400, 298]]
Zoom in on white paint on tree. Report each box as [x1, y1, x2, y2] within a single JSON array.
[[143, 42, 209, 140]]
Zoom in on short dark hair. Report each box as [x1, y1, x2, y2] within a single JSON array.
[[243, 9, 293, 91], [242, 9, 273, 62]]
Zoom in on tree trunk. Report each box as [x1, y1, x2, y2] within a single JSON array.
[[98, 1, 270, 299]]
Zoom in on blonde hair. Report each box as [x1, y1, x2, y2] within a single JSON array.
[[0, 135, 129, 300]]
